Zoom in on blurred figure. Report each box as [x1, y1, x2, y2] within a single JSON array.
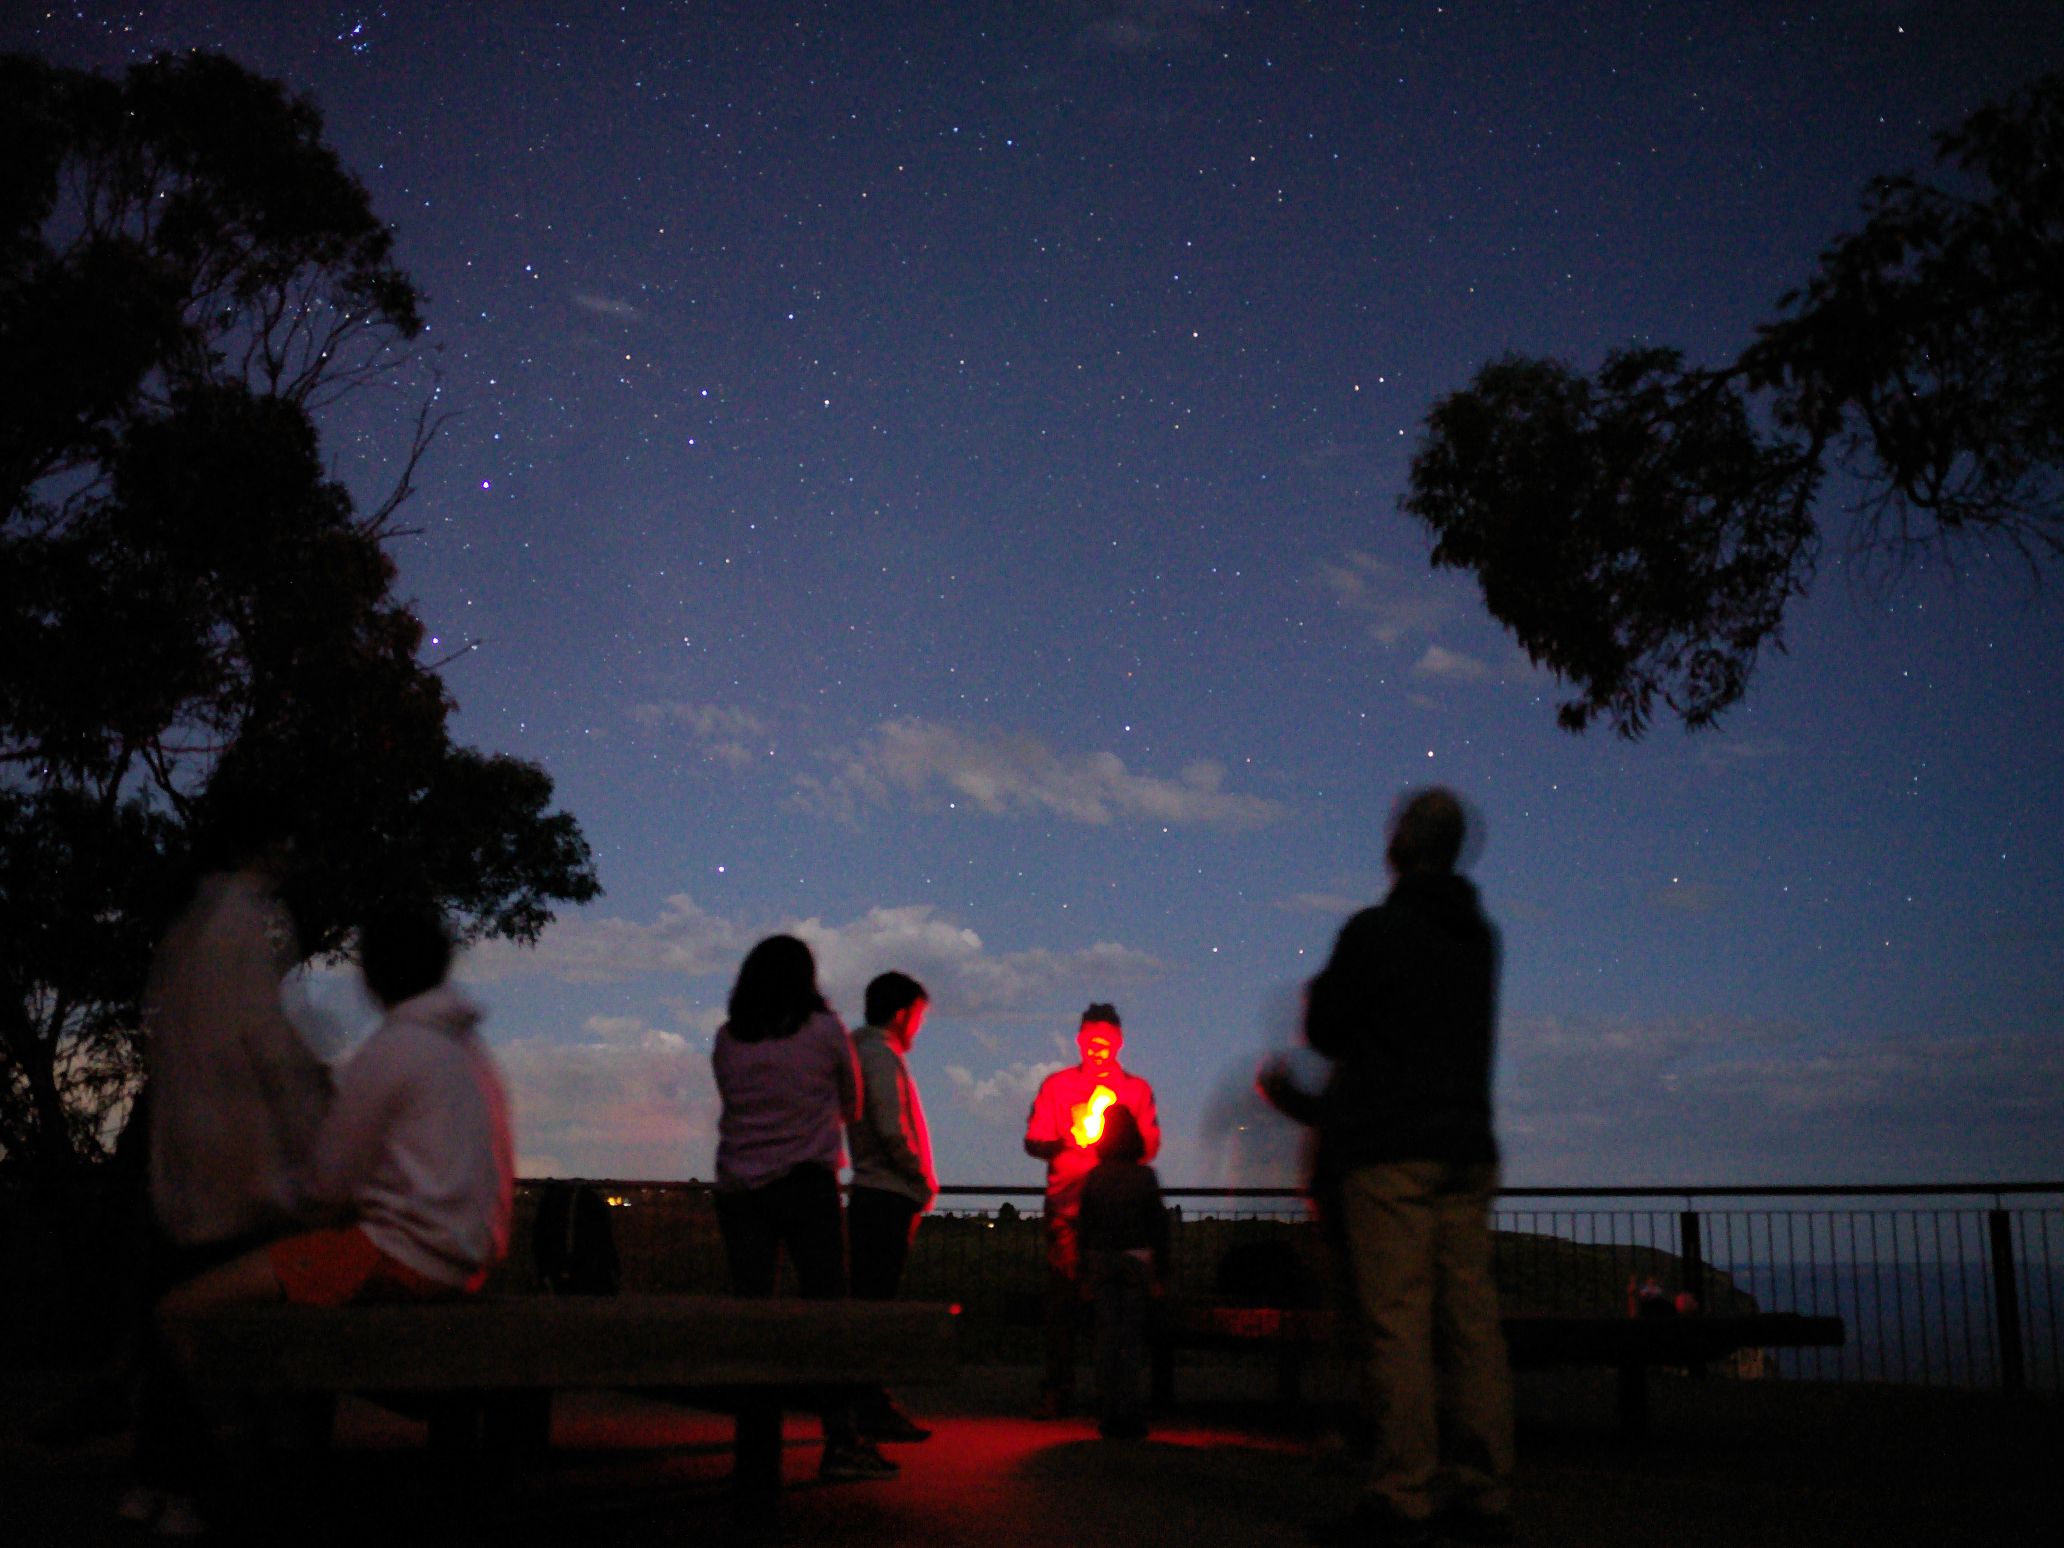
[[1023, 1003, 1159, 1418], [1077, 1103, 1168, 1441], [1199, 984, 1317, 1190], [1296, 789, 1514, 1548], [162, 901, 514, 1312], [846, 970, 937, 1443], [710, 935, 892, 1484], [127, 812, 332, 1535]]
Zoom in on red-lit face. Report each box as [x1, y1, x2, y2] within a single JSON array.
[[891, 999, 929, 1052], [1078, 1021, 1121, 1073]]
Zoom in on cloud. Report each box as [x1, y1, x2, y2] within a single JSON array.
[[1075, 0, 1227, 55], [462, 894, 747, 985], [1695, 738, 1790, 774], [793, 718, 1284, 829], [497, 1013, 718, 1180], [1274, 891, 1365, 916], [1499, 1015, 2064, 1183], [1412, 644, 1493, 683], [1319, 552, 1455, 644], [1650, 880, 1723, 914], [573, 292, 643, 321], [462, 895, 1165, 1018], [944, 1059, 1068, 1125], [628, 701, 774, 771]]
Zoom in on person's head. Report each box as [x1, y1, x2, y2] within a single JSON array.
[[359, 902, 454, 1008], [726, 934, 829, 1042], [1096, 1102, 1146, 1165], [865, 971, 929, 1050], [193, 789, 297, 880], [1385, 786, 1468, 877], [1078, 1003, 1123, 1072]]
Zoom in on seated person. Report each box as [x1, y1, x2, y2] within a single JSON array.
[[162, 903, 514, 1313], [1078, 1104, 1169, 1441]]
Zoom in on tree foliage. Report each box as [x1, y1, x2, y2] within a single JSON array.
[[1401, 72, 2064, 737], [1, 52, 599, 1173]]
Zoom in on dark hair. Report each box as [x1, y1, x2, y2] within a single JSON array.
[[1080, 1002, 1122, 1029], [1386, 787, 1467, 875], [865, 971, 928, 1027], [1097, 1103, 1146, 1164], [726, 934, 829, 1042], [359, 903, 454, 1007]]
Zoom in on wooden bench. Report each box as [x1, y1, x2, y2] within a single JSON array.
[[165, 1293, 958, 1498], [1150, 1305, 1844, 1434]]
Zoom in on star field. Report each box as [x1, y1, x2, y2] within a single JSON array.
[[10, 1, 2063, 1187]]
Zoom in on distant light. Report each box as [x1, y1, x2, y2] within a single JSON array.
[[480, 479, 491, 490]]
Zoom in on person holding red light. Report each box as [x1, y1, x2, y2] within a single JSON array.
[[1023, 1003, 1159, 1417]]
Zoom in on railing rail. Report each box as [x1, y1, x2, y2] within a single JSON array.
[[920, 1182, 2063, 1394]]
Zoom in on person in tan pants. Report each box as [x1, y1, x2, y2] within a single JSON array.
[[1290, 789, 1514, 1547]]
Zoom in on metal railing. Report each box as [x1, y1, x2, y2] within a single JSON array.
[[918, 1182, 2064, 1392], [477, 1179, 2064, 1392]]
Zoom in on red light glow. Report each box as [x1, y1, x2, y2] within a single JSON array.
[[1069, 1085, 1117, 1149]]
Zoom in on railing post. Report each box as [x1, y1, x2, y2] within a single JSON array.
[[1677, 1208, 1705, 1309], [1988, 1208, 2026, 1394], [1678, 1207, 1707, 1379]]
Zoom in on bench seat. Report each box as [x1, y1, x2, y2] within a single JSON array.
[[167, 1292, 957, 1394], [1151, 1305, 1844, 1433]]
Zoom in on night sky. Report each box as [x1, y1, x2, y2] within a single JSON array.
[[13, 2, 2063, 1189]]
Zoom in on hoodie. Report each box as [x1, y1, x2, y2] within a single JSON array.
[[1303, 871, 1501, 1168], [295, 984, 515, 1288]]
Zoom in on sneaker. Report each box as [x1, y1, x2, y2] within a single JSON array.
[[1307, 1498, 1432, 1547], [819, 1440, 899, 1482], [151, 1495, 208, 1540], [1431, 1503, 1515, 1544], [1028, 1389, 1071, 1421], [115, 1485, 168, 1525], [859, 1405, 933, 1443]]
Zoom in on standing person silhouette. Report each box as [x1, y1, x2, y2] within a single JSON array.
[[711, 935, 894, 1484], [845, 970, 938, 1443], [1296, 788, 1514, 1547], [1022, 1004, 1159, 1418]]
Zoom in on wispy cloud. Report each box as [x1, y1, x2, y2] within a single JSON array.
[[498, 1013, 718, 1180], [944, 1059, 1068, 1125], [462, 894, 747, 985], [1500, 1016, 2064, 1183], [462, 895, 1164, 1018], [1319, 552, 1455, 645], [1075, 0, 1227, 55], [628, 701, 774, 770], [1695, 737, 1790, 774], [573, 291, 643, 321], [792, 718, 1284, 829], [1412, 644, 1493, 683], [1274, 891, 1365, 916]]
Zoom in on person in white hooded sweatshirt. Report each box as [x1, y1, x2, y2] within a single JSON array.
[[163, 903, 514, 1313]]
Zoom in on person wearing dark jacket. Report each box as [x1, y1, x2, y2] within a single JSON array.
[[1289, 788, 1514, 1548], [1077, 1104, 1168, 1440]]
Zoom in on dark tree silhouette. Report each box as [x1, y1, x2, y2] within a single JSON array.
[[1401, 72, 2063, 737], [0, 52, 599, 1173]]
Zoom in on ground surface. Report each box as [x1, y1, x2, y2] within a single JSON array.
[[3, 1362, 2058, 1546]]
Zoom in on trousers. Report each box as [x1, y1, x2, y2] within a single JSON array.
[[1339, 1159, 1513, 1519]]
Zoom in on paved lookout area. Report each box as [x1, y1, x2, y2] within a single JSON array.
[[3, 1364, 2059, 1546]]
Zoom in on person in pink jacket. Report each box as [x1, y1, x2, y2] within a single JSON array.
[[163, 903, 513, 1311]]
